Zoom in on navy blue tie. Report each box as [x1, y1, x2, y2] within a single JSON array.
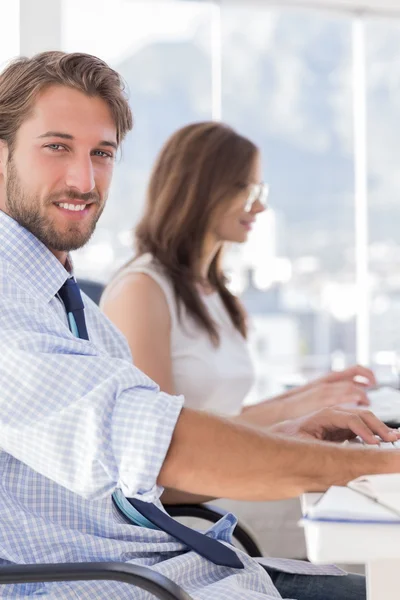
[[58, 278, 89, 341], [57, 277, 244, 569]]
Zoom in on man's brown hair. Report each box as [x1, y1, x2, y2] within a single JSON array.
[[0, 51, 133, 152], [133, 121, 259, 344]]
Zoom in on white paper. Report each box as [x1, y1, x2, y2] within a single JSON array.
[[348, 474, 400, 514], [306, 485, 400, 522]]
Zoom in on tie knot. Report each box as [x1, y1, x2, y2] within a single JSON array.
[[58, 278, 84, 314]]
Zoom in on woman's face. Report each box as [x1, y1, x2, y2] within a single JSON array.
[[210, 153, 267, 245]]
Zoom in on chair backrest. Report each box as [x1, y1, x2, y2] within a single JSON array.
[[77, 279, 105, 306], [0, 562, 193, 599], [166, 504, 262, 557]]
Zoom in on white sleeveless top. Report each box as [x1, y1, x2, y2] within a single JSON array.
[[102, 254, 255, 416]]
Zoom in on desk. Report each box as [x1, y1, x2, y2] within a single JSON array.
[[302, 492, 400, 600]]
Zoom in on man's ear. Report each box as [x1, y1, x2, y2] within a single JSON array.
[[0, 140, 9, 177]]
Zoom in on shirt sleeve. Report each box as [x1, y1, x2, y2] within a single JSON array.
[[0, 295, 184, 500]]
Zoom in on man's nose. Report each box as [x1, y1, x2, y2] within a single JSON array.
[[65, 157, 95, 194]]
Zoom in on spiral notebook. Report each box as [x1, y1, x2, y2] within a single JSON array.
[[304, 475, 400, 524]]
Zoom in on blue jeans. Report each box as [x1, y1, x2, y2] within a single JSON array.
[[263, 567, 366, 600]]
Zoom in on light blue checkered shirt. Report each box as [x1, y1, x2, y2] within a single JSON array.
[[0, 211, 342, 599]]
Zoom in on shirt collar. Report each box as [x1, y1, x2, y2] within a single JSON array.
[[0, 210, 72, 303]]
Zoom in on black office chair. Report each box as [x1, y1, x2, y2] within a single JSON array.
[[78, 278, 105, 306], [78, 277, 263, 558], [0, 562, 192, 599], [166, 503, 262, 557]]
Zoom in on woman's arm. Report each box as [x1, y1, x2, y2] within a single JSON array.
[[102, 273, 174, 393]]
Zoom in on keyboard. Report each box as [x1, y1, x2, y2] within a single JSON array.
[[349, 436, 400, 449], [371, 441, 400, 449], [366, 387, 400, 424]]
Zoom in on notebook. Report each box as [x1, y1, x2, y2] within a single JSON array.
[[305, 475, 400, 524]]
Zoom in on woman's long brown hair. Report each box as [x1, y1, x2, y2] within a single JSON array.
[[133, 121, 258, 344]]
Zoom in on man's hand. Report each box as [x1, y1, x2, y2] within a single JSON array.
[[270, 407, 400, 444]]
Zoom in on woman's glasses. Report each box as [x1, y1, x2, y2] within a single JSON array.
[[243, 182, 269, 213]]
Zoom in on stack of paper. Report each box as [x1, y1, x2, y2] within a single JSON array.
[[305, 475, 400, 524], [348, 474, 400, 514]]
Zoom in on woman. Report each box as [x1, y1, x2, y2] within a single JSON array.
[[101, 121, 373, 423], [101, 122, 374, 557]]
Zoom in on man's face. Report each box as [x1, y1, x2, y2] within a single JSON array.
[[0, 85, 118, 260]]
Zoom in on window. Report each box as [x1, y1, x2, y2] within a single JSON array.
[[366, 18, 400, 385], [0, 1, 19, 68], [221, 6, 354, 393]]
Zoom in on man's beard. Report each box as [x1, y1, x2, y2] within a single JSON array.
[[5, 157, 105, 252]]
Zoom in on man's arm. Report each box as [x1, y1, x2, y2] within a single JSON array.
[[158, 408, 400, 500], [162, 406, 400, 505], [0, 296, 183, 501], [2, 296, 399, 505]]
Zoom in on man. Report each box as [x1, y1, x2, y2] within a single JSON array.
[[0, 51, 399, 600]]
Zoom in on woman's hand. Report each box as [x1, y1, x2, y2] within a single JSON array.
[[279, 379, 370, 421], [239, 365, 376, 427], [308, 364, 376, 390], [274, 364, 375, 421]]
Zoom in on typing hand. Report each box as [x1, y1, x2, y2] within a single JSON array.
[[281, 379, 370, 422], [311, 364, 376, 390], [270, 407, 400, 445]]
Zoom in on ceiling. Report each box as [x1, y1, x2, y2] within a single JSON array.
[[262, 0, 400, 15], [181, 0, 400, 18]]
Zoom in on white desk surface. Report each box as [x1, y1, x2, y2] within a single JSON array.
[[301, 491, 400, 563], [302, 489, 400, 600]]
